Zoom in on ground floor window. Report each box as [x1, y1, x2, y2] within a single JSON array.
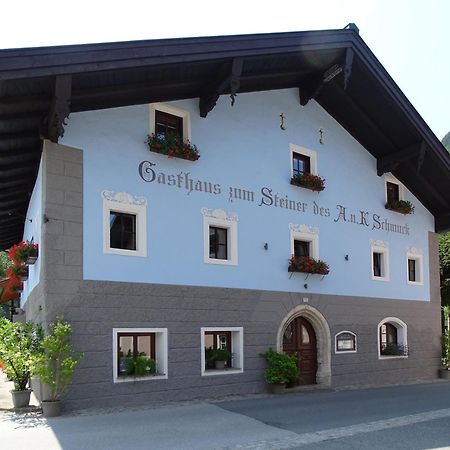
[[378, 318, 408, 358], [113, 328, 168, 382], [201, 327, 243, 376]]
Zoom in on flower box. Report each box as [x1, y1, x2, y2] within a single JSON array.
[[288, 255, 330, 275], [146, 133, 200, 161], [290, 173, 325, 192], [8, 241, 39, 265], [385, 200, 414, 215], [6, 264, 29, 282]]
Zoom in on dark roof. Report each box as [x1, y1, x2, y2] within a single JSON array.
[[0, 25, 449, 249]]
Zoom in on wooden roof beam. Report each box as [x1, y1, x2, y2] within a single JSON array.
[[42, 74, 72, 143], [199, 57, 244, 118], [376, 141, 424, 176]]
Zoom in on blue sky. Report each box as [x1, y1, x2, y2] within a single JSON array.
[[2, 0, 449, 140]]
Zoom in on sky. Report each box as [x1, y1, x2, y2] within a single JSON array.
[[1, 0, 449, 140]]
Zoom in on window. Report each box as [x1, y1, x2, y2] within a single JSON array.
[[294, 240, 310, 257], [113, 328, 168, 382], [110, 212, 136, 251], [201, 327, 243, 376], [406, 249, 423, 285], [209, 226, 228, 260], [371, 241, 389, 282], [202, 208, 238, 266], [155, 109, 183, 139], [292, 152, 311, 176], [384, 174, 404, 204], [335, 331, 357, 353], [290, 224, 319, 259], [102, 191, 147, 257], [290, 144, 317, 178], [378, 318, 408, 358], [150, 103, 191, 142]]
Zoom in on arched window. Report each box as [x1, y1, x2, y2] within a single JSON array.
[[378, 318, 408, 358]]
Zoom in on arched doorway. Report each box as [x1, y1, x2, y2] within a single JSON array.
[[277, 305, 331, 386], [283, 316, 317, 384]]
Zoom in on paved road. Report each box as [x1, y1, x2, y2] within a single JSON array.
[[1, 382, 450, 449]]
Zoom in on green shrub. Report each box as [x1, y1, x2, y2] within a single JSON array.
[[260, 348, 299, 385]]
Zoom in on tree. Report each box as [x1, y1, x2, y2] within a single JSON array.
[[442, 131, 450, 152], [0, 252, 12, 319]]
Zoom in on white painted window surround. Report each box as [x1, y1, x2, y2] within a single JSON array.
[[289, 223, 319, 259], [102, 191, 147, 257], [290, 143, 318, 177], [149, 102, 191, 141], [202, 208, 238, 266], [384, 173, 405, 203], [377, 318, 408, 359], [371, 240, 389, 282], [406, 247, 423, 286], [201, 327, 244, 376], [112, 328, 168, 383]]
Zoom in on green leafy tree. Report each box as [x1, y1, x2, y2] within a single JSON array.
[[0, 319, 43, 391], [440, 233, 450, 307], [442, 131, 450, 152], [34, 318, 83, 401]]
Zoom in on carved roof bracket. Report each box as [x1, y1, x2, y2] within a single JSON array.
[[42, 74, 72, 143], [199, 57, 243, 117], [376, 141, 423, 176]]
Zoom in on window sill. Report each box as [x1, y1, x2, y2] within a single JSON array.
[[407, 281, 423, 286], [105, 247, 147, 258], [372, 276, 390, 282], [378, 355, 408, 360], [205, 258, 237, 266], [114, 373, 167, 383], [201, 368, 243, 377]]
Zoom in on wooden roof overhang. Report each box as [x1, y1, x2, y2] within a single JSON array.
[[0, 25, 449, 249]]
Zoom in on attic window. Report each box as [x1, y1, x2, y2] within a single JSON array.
[[386, 182, 400, 203], [155, 110, 183, 140]]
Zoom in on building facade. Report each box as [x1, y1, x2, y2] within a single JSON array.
[[1, 27, 448, 410]]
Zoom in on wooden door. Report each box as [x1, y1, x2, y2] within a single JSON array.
[[282, 317, 317, 384]]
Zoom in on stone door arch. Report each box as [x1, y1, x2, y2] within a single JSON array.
[[277, 305, 331, 386]]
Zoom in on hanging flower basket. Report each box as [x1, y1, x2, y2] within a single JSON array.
[[288, 255, 330, 275], [290, 173, 325, 192], [8, 241, 39, 265], [6, 264, 29, 282], [385, 200, 414, 215], [8, 276, 23, 294], [146, 133, 200, 161]]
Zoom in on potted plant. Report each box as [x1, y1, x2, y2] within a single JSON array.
[[291, 173, 325, 192], [124, 353, 156, 377], [0, 318, 43, 408], [33, 317, 83, 417], [146, 133, 200, 161], [288, 255, 330, 275], [8, 241, 39, 265], [260, 348, 299, 394], [440, 305, 450, 380], [385, 199, 414, 215], [205, 348, 232, 370], [6, 264, 29, 282]]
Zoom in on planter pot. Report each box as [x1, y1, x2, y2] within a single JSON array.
[[270, 383, 286, 395], [215, 360, 226, 370], [26, 255, 38, 265], [42, 400, 61, 417], [11, 389, 31, 408], [439, 368, 450, 380]]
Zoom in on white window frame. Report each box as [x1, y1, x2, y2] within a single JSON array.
[[102, 191, 147, 257], [289, 224, 319, 259], [202, 208, 238, 266], [290, 144, 318, 178], [335, 331, 357, 354], [384, 173, 405, 203], [201, 327, 244, 376], [406, 248, 423, 286], [371, 240, 389, 282], [112, 327, 168, 383], [149, 102, 191, 142], [377, 318, 408, 359]]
